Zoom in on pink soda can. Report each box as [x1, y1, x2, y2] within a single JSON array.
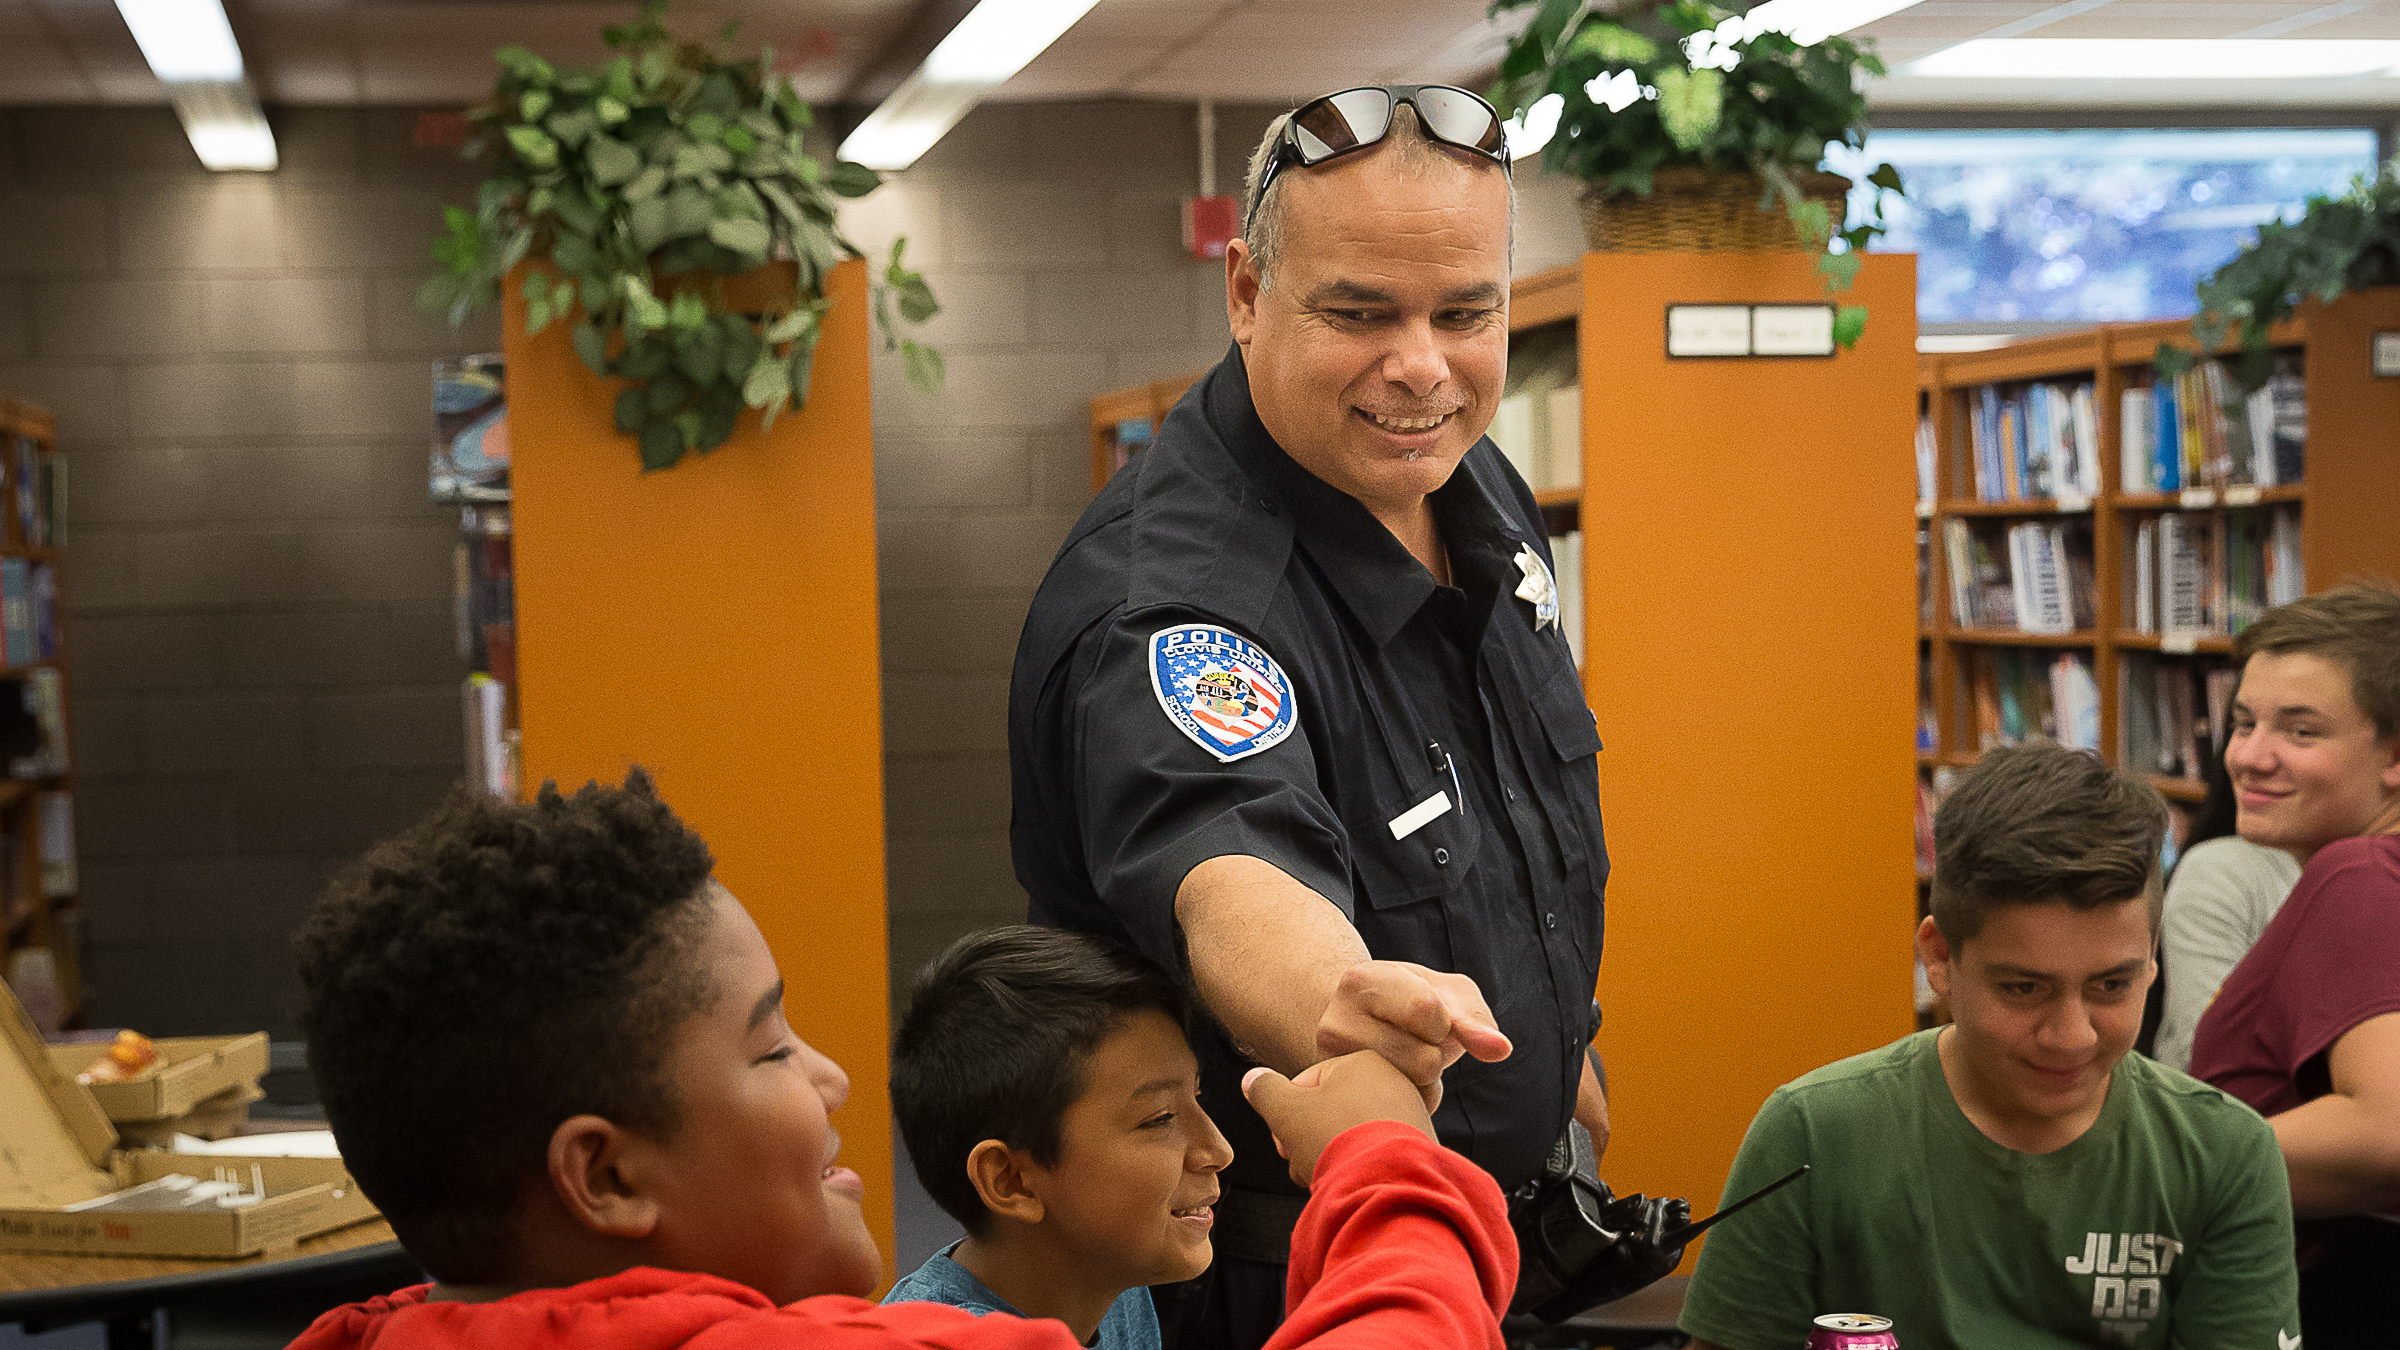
[[1806, 1313, 1898, 1350]]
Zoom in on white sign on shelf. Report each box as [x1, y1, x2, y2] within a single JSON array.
[[1751, 305, 1837, 356], [2054, 490, 2091, 514], [2179, 488, 2217, 509], [1666, 306, 1753, 357], [2374, 330, 2400, 378], [2224, 485, 2261, 507], [2162, 631, 2201, 655]]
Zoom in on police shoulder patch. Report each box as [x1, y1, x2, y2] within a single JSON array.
[[1148, 624, 1298, 763]]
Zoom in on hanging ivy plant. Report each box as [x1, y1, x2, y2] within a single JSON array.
[[421, 1, 941, 471], [2158, 160, 2400, 395]]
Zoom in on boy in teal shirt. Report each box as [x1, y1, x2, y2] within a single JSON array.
[[1682, 743, 2299, 1350]]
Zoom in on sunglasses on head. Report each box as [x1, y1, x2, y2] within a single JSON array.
[[1246, 84, 1512, 233]]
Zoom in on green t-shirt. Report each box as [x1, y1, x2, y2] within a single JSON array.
[[1679, 1029, 2297, 1350]]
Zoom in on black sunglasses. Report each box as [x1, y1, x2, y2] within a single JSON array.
[[1246, 84, 1512, 233]]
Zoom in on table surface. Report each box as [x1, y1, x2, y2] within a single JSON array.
[[0, 1218, 409, 1328], [0, 1218, 397, 1297]]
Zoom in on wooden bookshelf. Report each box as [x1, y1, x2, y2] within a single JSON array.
[[1914, 288, 2400, 828], [0, 393, 78, 1030]]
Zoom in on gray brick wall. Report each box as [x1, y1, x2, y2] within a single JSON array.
[[0, 106, 489, 1036], [0, 96, 1588, 1040]]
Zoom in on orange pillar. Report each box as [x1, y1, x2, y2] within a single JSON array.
[[504, 259, 894, 1277], [1578, 252, 1918, 1260]]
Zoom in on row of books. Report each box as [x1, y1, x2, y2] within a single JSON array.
[[0, 558, 57, 669], [2121, 358, 2304, 495], [2121, 653, 2238, 781], [1964, 381, 2101, 504], [457, 505, 519, 800], [1493, 383, 1582, 492], [8, 435, 63, 550], [0, 669, 67, 780], [2125, 506, 2302, 637], [1940, 519, 2095, 634], [1964, 648, 2102, 753]]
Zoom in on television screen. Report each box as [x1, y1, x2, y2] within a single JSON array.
[[1825, 128, 2381, 324]]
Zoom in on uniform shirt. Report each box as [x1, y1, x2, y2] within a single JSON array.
[[1679, 1030, 2299, 1350], [1009, 347, 1608, 1200]]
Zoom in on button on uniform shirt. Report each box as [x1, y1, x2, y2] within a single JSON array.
[[1009, 348, 1609, 1200]]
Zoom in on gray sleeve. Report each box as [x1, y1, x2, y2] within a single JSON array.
[[2156, 841, 2299, 1072]]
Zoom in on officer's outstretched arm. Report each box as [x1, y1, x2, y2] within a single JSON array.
[[1178, 855, 1510, 1111]]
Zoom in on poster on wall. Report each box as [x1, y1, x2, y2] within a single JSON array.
[[432, 354, 510, 502]]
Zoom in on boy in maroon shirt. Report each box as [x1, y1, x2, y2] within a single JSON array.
[[2189, 583, 2400, 1346], [286, 772, 1515, 1350]]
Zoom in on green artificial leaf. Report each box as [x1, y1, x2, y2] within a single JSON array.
[[1818, 248, 1862, 290], [587, 134, 642, 186], [1568, 22, 1659, 63], [668, 290, 708, 329], [645, 371, 689, 415], [595, 95, 630, 125], [1867, 161, 1905, 194], [672, 323, 723, 386], [546, 107, 599, 147], [1654, 67, 1724, 153], [743, 351, 791, 412], [621, 275, 670, 331], [614, 387, 645, 433], [573, 321, 610, 375], [638, 48, 669, 89], [527, 295, 554, 334], [1786, 197, 1832, 249], [900, 339, 945, 394], [624, 164, 669, 201], [825, 160, 882, 198], [617, 338, 670, 380], [664, 186, 715, 241], [505, 125, 560, 170], [521, 89, 553, 123], [698, 380, 742, 449], [1831, 304, 1868, 350], [895, 274, 939, 324], [687, 113, 724, 142], [707, 216, 771, 257], [494, 46, 556, 84], [629, 196, 671, 252], [723, 126, 756, 157], [605, 56, 637, 101], [638, 419, 684, 471]]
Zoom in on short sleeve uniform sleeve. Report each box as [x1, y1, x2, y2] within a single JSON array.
[[1677, 1090, 1819, 1350], [1063, 608, 1353, 970]]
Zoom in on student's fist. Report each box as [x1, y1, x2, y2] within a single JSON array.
[[1242, 1050, 1438, 1187], [1315, 959, 1512, 1112]]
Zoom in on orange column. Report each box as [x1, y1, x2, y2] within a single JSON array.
[[1578, 252, 1919, 1259], [504, 259, 894, 1275]]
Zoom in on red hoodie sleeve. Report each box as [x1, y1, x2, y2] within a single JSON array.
[[1264, 1120, 1517, 1350]]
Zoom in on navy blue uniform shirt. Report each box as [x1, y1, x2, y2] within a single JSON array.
[[1009, 346, 1608, 1200]]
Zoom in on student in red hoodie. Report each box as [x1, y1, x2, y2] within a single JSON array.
[[286, 770, 1515, 1350]]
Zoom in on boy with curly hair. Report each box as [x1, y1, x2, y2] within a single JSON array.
[[288, 770, 1517, 1350]]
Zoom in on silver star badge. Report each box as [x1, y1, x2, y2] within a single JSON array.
[[1513, 544, 1559, 632]]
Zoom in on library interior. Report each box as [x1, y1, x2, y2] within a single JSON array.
[[2, 0, 2399, 1347]]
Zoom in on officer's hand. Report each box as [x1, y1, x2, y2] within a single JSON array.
[[1315, 959, 1511, 1112], [1243, 1051, 1437, 1188]]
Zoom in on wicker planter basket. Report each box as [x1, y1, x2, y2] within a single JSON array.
[[1580, 168, 1852, 252]]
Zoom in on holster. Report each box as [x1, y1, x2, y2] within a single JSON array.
[[1505, 1131, 1692, 1324]]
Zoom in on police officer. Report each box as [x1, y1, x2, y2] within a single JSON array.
[[1009, 85, 1610, 1348]]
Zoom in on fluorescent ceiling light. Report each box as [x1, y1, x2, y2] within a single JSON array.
[[838, 0, 1102, 170], [171, 82, 278, 170], [114, 0, 245, 82], [111, 0, 277, 171], [1904, 38, 2400, 78]]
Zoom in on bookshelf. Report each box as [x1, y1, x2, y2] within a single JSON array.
[[1913, 288, 2400, 836], [0, 393, 78, 1033]]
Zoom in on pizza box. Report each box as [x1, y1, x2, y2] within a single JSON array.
[[46, 1033, 269, 1122], [0, 983, 378, 1258]]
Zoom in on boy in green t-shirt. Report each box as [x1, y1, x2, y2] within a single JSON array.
[[1681, 743, 2300, 1350]]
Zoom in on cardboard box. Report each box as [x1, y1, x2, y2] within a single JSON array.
[[0, 985, 378, 1258], [46, 1033, 269, 1123]]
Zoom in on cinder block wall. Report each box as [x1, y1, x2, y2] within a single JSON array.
[[0, 96, 1586, 1040], [0, 107, 491, 1035]]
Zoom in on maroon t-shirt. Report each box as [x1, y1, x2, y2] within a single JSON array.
[[2190, 833, 2400, 1119]]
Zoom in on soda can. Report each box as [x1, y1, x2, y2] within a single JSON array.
[[1806, 1313, 1898, 1349]]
